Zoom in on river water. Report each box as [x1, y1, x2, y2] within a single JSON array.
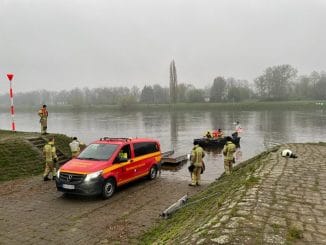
[[1, 109, 325, 184]]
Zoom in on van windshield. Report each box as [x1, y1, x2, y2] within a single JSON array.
[[77, 143, 118, 161]]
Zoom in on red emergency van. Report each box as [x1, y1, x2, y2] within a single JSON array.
[[56, 137, 161, 199]]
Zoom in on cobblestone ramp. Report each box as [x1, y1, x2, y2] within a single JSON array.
[[185, 143, 326, 244]]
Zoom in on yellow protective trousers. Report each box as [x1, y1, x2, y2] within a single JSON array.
[[224, 160, 233, 175], [191, 166, 201, 185], [43, 160, 56, 178]]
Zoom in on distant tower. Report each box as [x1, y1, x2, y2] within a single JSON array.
[[169, 59, 178, 103]]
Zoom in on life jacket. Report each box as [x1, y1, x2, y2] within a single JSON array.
[[38, 108, 48, 118], [212, 130, 219, 138]]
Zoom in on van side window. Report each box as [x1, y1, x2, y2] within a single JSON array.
[[133, 142, 159, 157], [114, 144, 131, 163], [121, 144, 131, 159]]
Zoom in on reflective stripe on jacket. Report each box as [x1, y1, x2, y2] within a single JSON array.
[[38, 108, 48, 119]]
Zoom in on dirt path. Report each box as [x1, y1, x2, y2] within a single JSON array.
[[0, 174, 204, 244]]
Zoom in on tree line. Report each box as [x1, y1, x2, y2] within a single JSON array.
[[0, 64, 325, 108]]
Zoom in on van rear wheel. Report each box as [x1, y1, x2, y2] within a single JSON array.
[[148, 165, 158, 180], [102, 178, 116, 199]]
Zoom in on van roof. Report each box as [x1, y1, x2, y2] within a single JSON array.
[[92, 137, 159, 145]]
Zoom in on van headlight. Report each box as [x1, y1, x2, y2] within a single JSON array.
[[57, 169, 61, 178], [84, 170, 103, 182]]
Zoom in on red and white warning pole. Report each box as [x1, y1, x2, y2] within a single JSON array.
[[7, 74, 15, 131]]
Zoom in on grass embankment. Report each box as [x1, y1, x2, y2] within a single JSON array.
[[139, 147, 279, 244], [144, 100, 326, 111], [0, 130, 72, 182]]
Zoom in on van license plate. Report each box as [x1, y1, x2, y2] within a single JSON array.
[[62, 184, 75, 190]]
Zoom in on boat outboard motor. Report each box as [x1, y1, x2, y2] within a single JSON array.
[[281, 149, 297, 158]]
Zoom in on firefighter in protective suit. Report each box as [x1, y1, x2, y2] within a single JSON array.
[[69, 137, 80, 158], [38, 104, 48, 134], [189, 141, 205, 186], [43, 137, 58, 181], [119, 150, 128, 159], [223, 136, 236, 175]]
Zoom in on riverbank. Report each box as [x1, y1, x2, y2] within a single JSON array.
[[140, 142, 326, 244], [1, 132, 326, 244], [0, 100, 325, 112]]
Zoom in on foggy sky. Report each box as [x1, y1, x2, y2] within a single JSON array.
[[0, 0, 325, 93]]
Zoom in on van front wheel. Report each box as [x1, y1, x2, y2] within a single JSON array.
[[148, 165, 158, 180], [102, 178, 116, 199]]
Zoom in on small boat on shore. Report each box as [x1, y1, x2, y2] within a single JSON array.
[[193, 134, 241, 148]]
